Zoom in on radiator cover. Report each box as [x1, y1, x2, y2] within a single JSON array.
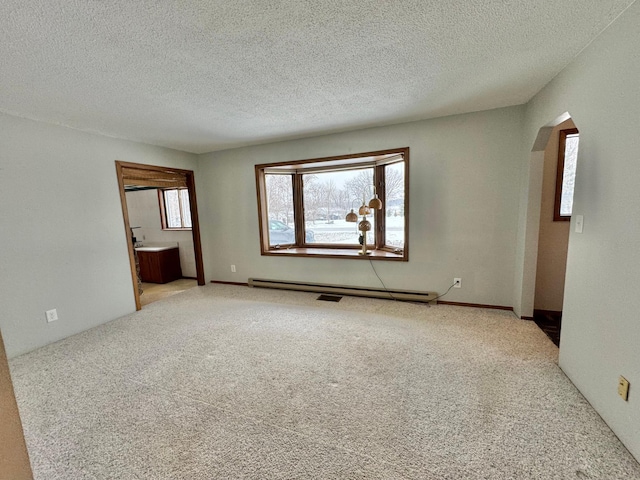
[[248, 278, 437, 303]]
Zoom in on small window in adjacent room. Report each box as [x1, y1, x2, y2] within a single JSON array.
[[255, 147, 409, 261], [160, 188, 192, 229], [554, 128, 579, 221]]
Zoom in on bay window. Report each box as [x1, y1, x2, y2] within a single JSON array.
[[255, 148, 409, 261]]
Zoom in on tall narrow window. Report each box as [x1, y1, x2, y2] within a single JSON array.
[[384, 161, 405, 249], [160, 188, 192, 229], [265, 174, 294, 246], [554, 128, 579, 221]]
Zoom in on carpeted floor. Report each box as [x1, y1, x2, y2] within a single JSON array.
[[9, 285, 640, 479]]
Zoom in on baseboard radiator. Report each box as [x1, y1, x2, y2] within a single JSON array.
[[248, 278, 438, 303]]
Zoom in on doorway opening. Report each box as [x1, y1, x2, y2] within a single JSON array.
[[115, 161, 205, 310], [139, 279, 198, 307], [533, 118, 578, 346], [520, 113, 579, 346]]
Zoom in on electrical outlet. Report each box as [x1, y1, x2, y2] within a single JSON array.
[[618, 376, 630, 401], [45, 309, 58, 323], [231, 265, 236, 273], [453, 278, 462, 288]]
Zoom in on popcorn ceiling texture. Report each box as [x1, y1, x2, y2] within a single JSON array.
[[0, 0, 634, 153], [10, 284, 640, 479]]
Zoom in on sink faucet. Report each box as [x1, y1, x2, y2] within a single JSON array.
[[130, 226, 141, 244]]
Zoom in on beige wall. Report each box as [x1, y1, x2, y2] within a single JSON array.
[[0, 331, 33, 479], [0, 113, 199, 358], [519, 1, 640, 460], [534, 119, 575, 311], [198, 106, 525, 307]]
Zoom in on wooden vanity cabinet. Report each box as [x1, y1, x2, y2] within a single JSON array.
[[137, 247, 182, 284]]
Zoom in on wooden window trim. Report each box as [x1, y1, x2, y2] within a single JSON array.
[[159, 188, 193, 230], [255, 147, 409, 261], [554, 128, 579, 221], [263, 247, 405, 261]]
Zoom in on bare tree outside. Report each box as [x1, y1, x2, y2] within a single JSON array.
[[302, 174, 324, 224], [345, 170, 374, 204], [336, 188, 351, 213], [265, 174, 293, 224], [324, 178, 338, 221], [385, 166, 404, 201]]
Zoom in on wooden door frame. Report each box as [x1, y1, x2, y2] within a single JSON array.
[[115, 161, 205, 310]]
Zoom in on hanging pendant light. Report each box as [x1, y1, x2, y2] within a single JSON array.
[[368, 187, 382, 210], [358, 193, 370, 215]]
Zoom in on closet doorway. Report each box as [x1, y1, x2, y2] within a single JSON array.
[[115, 161, 205, 310]]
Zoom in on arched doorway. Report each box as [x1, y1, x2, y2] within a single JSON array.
[[519, 112, 580, 345]]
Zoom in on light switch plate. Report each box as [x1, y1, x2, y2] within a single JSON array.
[[575, 214, 584, 233]]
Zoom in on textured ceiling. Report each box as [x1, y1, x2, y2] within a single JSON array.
[[0, 1, 635, 153]]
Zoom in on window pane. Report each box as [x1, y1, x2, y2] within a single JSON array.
[[164, 190, 182, 228], [302, 168, 375, 245], [180, 189, 192, 228], [384, 162, 405, 248], [560, 134, 579, 216], [265, 174, 294, 246]]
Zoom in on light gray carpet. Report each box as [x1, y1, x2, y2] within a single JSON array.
[[9, 284, 640, 479]]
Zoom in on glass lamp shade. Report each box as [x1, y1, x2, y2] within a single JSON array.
[[358, 219, 371, 232], [358, 204, 370, 215], [345, 209, 358, 222]]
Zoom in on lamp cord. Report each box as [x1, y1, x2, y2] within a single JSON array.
[[429, 282, 457, 303], [368, 259, 397, 301], [368, 259, 456, 305]]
